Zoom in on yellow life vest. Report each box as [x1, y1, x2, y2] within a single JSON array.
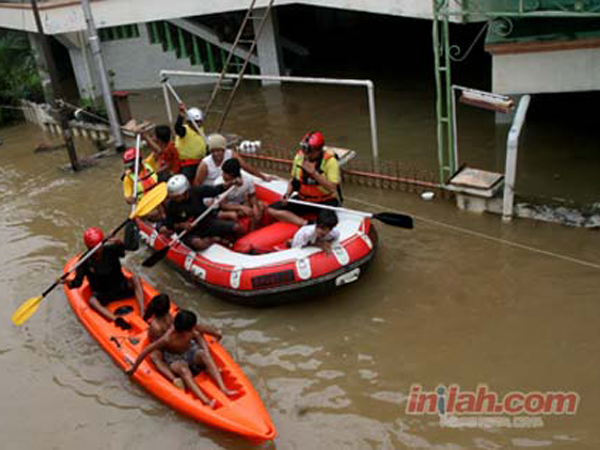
[[175, 124, 207, 163]]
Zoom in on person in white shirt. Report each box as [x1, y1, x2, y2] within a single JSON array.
[[219, 158, 263, 230], [193, 133, 272, 187], [291, 210, 340, 253]]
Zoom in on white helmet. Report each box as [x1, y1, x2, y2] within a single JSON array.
[[187, 107, 203, 122], [167, 174, 190, 197]]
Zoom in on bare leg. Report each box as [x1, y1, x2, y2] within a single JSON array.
[[266, 207, 307, 227], [170, 361, 216, 408], [150, 351, 182, 387], [128, 274, 145, 316], [194, 339, 237, 396], [89, 296, 117, 322]]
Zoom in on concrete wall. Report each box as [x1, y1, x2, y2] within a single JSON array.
[[0, 0, 434, 34], [492, 47, 600, 94], [68, 24, 208, 96]]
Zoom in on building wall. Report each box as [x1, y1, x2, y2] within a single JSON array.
[[492, 48, 600, 94], [69, 24, 208, 97]]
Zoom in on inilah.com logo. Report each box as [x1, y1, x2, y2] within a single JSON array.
[[405, 384, 580, 429]]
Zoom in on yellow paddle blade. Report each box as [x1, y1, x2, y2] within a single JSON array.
[[11, 296, 44, 326], [130, 182, 167, 219]]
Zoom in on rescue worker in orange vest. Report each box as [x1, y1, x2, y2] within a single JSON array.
[[174, 103, 207, 183], [122, 148, 164, 221], [267, 131, 340, 227]]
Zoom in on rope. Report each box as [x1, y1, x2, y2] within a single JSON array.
[[347, 196, 600, 272]]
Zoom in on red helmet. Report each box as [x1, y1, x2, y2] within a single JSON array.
[[83, 227, 104, 249], [122, 148, 137, 164], [301, 131, 324, 152]]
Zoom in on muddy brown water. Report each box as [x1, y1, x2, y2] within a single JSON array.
[[1, 82, 600, 449]]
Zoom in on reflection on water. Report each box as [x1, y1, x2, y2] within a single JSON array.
[[1, 82, 600, 449]]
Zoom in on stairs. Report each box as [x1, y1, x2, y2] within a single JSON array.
[[145, 19, 260, 75]]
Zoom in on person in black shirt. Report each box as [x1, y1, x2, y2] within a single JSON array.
[[160, 174, 243, 251], [67, 227, 144, 330]]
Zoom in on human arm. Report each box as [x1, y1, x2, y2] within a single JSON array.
[[67, 263, 87, 289], [234, 153, 273, 181], [174, 104, 187, 138], [193, 161, 208, 186], [301, 158, 339, 194], [194, 323, 222, 340], [126, 335, 166, 375]]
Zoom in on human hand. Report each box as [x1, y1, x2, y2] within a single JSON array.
[[178, 103, 187, 115], [301, 159, 316, 176]]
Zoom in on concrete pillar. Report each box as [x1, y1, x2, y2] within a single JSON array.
[[253, 7, 284, 85], [28, 33, 54, 105]]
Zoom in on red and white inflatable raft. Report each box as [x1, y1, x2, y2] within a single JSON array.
[[137, 178, 377, 306]]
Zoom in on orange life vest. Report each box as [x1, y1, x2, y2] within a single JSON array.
[[291, 150, 337, 202]]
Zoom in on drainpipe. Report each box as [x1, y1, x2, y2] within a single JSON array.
[[80, 0, 124, 151], [502, 95, 530, 222]]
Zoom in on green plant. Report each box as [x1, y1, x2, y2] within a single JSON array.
[[0, 30, 43, 125]]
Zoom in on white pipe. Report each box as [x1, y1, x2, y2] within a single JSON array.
[[160, 70, 380, 161], [162, 81, 173, 124], [502, 95, 531, 222]]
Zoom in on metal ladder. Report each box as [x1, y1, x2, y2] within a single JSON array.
[[203, 0, 275, 132]]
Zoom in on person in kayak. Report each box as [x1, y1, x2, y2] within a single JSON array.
[[174, 103, 207, 183], [66, 227, 144, 330], [193, 133, 273, 187], [267, 131, 341, 227], [161, 174, 244, 251], [127, 309, 235, 408], [143, 293, 184, 389], [291, 210, 340, 254]]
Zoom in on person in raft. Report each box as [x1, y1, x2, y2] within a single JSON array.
[[266, 131, 340, 227], [126, 309, 235, 408], [160, 174, 244, 251], [193, 133, 273, 187], [174, 103, 207, 183], [291, 209, 340, 254], [142, 125, 180, 182], [121, 147, 164, 221], [218, 158, 263, 231], [66, 227, 144, 330]]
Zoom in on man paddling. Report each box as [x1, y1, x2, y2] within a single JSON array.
[[66, 227, 145, 330], [161, 174, 244, 251], [267, 131, 341, 227]]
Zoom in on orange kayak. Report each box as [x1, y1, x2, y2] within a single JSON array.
[[62, 256, 276, 442]]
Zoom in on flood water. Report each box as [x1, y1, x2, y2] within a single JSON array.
[[1, 79, 600, 450]]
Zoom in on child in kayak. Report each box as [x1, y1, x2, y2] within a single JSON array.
[[291, 209, 340, 253], [143, 294, 184, 389], [127, 309, 236, 408]]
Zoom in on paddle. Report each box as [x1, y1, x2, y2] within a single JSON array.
[[142, 186, 234, 268], [11, 182, 168, 326], [287, 198, 414, 229], [124, 133, 142, 251], [163, 81, 206, 139]]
